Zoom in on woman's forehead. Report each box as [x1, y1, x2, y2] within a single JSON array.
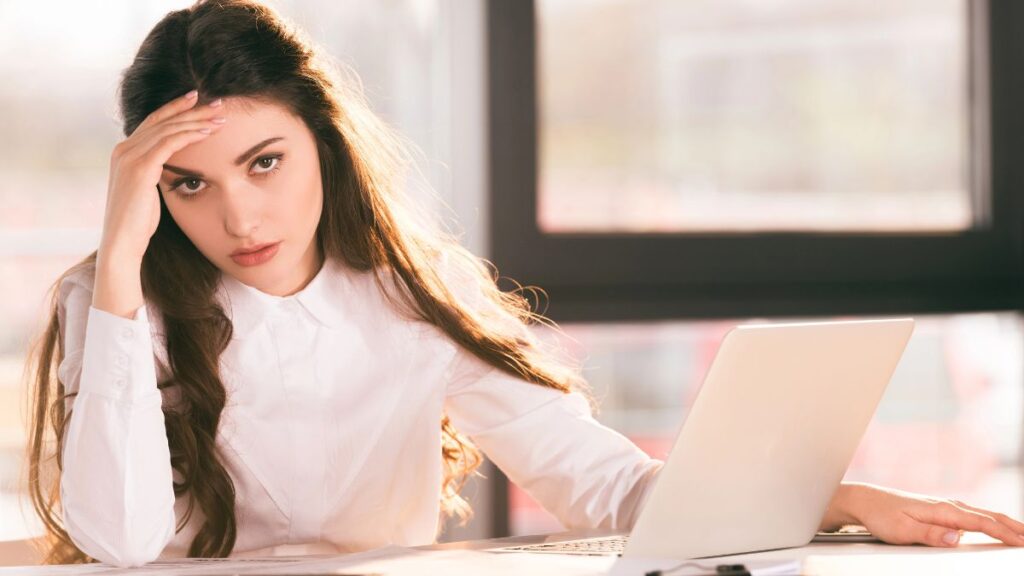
[[163, 97, 310, 169]]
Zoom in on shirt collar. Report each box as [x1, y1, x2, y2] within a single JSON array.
[[217, 255, 353, 335]]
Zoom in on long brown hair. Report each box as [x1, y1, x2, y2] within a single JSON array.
[[23, 0, 587, 564]]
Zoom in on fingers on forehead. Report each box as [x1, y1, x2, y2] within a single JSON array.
[[143, 90, 200, 128]]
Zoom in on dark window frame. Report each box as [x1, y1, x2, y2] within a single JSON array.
[[487, 0, 1024, 324]]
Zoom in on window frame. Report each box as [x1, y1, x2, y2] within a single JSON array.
[[487, 0, 1024, 324]]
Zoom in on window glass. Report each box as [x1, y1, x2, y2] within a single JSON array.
[[537, 0, 974, 233]]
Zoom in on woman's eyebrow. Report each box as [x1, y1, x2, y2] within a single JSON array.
[[162, 136, 286, 177]]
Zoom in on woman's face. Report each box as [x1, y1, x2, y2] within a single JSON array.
[[158, 96, 324, 297]]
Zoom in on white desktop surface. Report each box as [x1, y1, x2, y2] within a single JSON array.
[[0, 530, 1019, 575], [607, 531, 1022, 575]]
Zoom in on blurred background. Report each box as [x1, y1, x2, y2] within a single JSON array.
[[1, 0, 1022, 558]]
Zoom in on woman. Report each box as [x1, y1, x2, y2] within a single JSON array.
[[23, 0, 1024, 568]]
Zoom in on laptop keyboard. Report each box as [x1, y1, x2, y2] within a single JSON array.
[[494, 535, 627, 556], [495, 528, 878, 557]]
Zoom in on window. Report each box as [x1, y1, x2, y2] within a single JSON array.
[[538, 0, 975, 234], [487, 0, 1024, 322]]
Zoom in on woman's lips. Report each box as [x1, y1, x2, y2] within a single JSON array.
[[230, 241, 281, 267]]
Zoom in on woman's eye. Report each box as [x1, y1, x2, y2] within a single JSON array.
[[173, 178, 206, 195], [252, 155, 280, 174], [171, 154, 282, 199]]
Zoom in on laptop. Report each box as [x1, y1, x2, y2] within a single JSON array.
[[490, 317, 914, 559]]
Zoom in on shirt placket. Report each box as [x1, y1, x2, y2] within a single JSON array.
[[268, 299, 327, 543]]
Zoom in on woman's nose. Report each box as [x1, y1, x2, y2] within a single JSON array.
[[221, 186, 263, 238]]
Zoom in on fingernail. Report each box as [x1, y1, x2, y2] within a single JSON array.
[[210, 98, 223, 107], [211, 116, 227, 124], [199, 128, 211, 134], [186, 89, 198, 99], [943, 531, 960, 545]]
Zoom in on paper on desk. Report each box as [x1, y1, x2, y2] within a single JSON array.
[[297, 548, 616, 576], [0, 547, 803, 576], [0, 545, 412, 575], [106, 548, 616, 576]]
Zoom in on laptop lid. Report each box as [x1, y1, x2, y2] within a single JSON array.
[[623, 318, 914, 559]]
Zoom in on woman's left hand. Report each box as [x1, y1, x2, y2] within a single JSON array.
[[822, 481, 1024, 548]]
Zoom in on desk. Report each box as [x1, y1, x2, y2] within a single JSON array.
[[430, 529, 1024, 575], [1, 530, 1020, 575]]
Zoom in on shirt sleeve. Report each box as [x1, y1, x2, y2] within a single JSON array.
[[442, 345, 664, 531], [56, 273, 176, 568]]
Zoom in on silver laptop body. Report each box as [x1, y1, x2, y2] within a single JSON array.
[[493, 318, 914, 560]]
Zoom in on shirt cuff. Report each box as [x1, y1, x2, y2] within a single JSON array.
[[78, 304, 159, 402]]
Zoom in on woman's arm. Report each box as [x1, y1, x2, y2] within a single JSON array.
[[57, 85, 226, 567], [820, 481, 1024, 547], [442, 345, 663, 531], [435, 251, 663, 530], [57, 261, 176, 568]]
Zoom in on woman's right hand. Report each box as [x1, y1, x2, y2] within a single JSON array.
[[98, 89, 227, 264]]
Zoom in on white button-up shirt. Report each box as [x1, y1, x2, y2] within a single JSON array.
[[55, 255, 663, 567]]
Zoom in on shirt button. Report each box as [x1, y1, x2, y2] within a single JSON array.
[[120, 327, 135, 339], [114, 378, 126, 388], [116, 353, 128, 367]]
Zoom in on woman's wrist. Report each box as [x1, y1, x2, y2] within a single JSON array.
[[93, 249, 146, 319], [819, 482, 868, 531]]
